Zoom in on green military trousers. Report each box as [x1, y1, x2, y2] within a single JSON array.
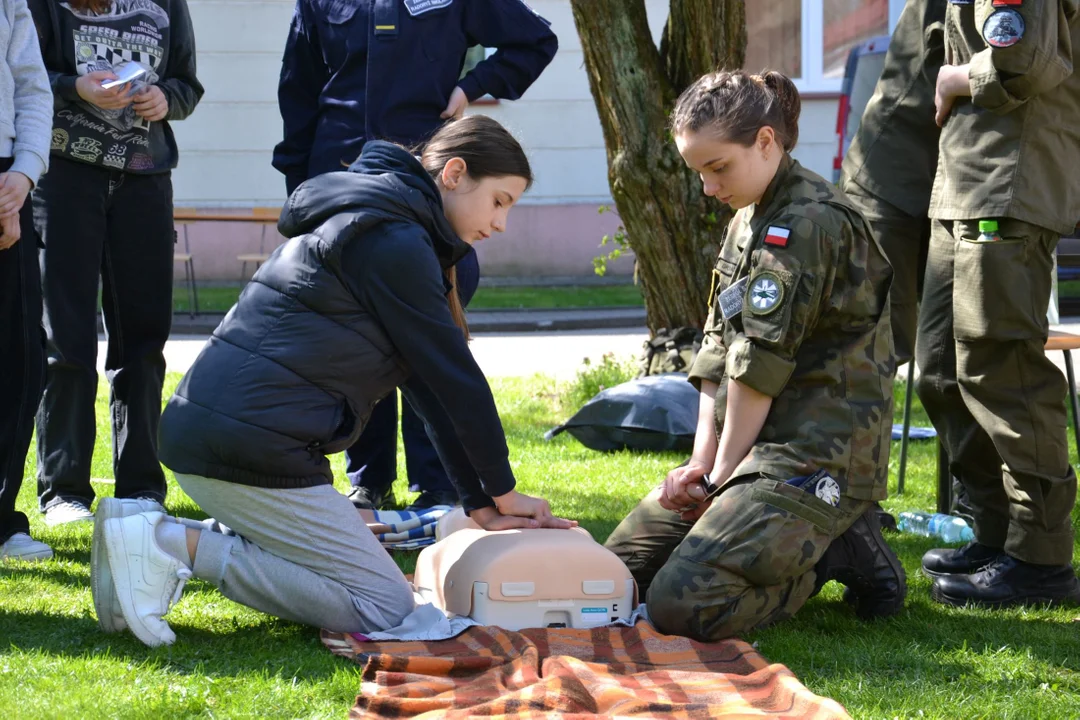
[[915, 219, 1077, 566], [604, 476, 870, 642], [845, 186, 931, 367]]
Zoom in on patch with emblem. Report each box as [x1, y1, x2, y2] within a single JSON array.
[[403, 0, 452, 16], [746, 272, 784, 315], [814, 474, 841, 508], [983, 8, 1024, 48], [763, 226, 790, 247], [718, 276, 748, 320]]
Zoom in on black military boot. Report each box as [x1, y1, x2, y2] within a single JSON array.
[[813, 507, 907, 619], [931, 555, 1080, 609], [921, 541, 1003, 579], [406, 489, 459, 510], [347, 486, 387, 510]]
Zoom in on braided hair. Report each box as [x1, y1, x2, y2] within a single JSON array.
[[670, 70, 801, 152]]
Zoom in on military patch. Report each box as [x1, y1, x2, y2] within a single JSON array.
[[814, 474, 841, 508], [763, 226, 790, 247], [718, 276, 748, 320], [991, 0, 1021, 6], [403, 0, 452, 17], [746, 272, 784, 315], [983, 8, 1024, 48]]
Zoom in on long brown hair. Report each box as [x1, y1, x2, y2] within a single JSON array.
[[65, 0, 112, 13], [416, 116, 532, 340], [670, 70, 801, 152]]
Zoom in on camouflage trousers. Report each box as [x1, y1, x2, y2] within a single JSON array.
[[604, 476, 870, 642], [915, 219, 1077, 566]]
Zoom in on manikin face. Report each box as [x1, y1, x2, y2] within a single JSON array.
[[438, 158, 528, 244], [674, 126, 782, 210]]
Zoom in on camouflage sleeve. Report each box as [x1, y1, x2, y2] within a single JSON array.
[[687, 289, 726, 390], [969, 0, 1078, 114], [724, 214, 831, 398]]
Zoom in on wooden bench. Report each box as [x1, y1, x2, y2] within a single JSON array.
[[172, 207, 282, 316]]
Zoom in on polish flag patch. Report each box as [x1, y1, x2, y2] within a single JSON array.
[[763, 226, 790, 247]]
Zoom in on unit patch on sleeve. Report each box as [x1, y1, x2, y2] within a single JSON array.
[[746, 271, 784, 315], [983, 8, 1025, 48], [763, 226, 791, 247]]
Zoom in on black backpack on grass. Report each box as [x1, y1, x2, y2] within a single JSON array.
[[638, 327, 704, 377]]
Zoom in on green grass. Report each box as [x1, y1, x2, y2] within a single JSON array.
[[172, 284, 644, 314], [2, 373, 1079, 718]]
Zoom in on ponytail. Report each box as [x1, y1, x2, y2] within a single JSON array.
[[670, 69, 801, 151], [445, 265, 470, 341]]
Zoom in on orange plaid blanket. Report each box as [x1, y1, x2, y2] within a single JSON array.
[[321, 622, 851, 719]]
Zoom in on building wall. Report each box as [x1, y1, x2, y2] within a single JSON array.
[[173, 0, 839, 281]]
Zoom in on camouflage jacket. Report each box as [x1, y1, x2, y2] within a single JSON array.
[[688, 156, 895, 501], [930, 0, 1080, 234], [841, 0, 946, 218]]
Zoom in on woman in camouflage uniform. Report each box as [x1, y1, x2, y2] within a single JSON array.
[[605, 70, 906, 642]]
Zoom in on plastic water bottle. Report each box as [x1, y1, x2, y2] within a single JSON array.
[[978, 219, 1001, 242], [897, 511, 974, 544]]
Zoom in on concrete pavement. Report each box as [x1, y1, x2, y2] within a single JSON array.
[[99, 328, 651, 380], [96, 318, 1080, 384]]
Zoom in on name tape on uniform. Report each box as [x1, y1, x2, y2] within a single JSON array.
[[404, 0, 453, 17], [763, 226, 790, 247], [719, 276, 748, 320]]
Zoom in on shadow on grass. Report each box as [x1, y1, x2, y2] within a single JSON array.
[[0, 605, 352, 680], [755, 592, 1080, 686]]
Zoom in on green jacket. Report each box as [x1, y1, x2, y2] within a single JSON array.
[[841, 0, 946, 217], [930, 0, 1080, 234], [689, 156, 894, 501]]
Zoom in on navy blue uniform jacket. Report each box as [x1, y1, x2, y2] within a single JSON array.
[[273, 0, 557, 193]]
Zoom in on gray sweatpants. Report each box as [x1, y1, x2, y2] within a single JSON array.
[[175, 473, 415, 633]]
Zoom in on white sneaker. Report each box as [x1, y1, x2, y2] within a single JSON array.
[[103, 511, 191, 647], [92, 497, 166, 633], [0, 533, 54, 561], [44, 500, 94, 526]]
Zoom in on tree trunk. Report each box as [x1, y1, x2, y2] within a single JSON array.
[[570, 0, 746, 331]]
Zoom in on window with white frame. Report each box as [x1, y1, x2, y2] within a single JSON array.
[[746, 0, 900, 93]]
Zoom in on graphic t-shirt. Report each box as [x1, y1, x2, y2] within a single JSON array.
[[50, 0, 169, 172]]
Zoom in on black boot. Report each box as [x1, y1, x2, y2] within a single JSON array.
[[347, 486, 388, 510], [921, 541, 1003, 579], [931, 555, 1080, 609], [813, 507, 907, 619], [406, 489, 459, 510]]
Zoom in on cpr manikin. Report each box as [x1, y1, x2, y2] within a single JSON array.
[[414, 508, 637, 630]]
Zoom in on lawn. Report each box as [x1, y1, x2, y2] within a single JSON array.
[[1, 372, 1078, 719], [172, 283, 645, 314]]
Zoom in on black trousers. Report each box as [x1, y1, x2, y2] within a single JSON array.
[[34, 157, 173, 511], [0, 158, 44, 543]]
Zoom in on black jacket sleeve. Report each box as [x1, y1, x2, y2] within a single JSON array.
[[398, 376, 493, 513], [349, 227, 517, 508], [273, 0, 330, 194], [159, 0, 203, 121], [456, 0, 557, 102]]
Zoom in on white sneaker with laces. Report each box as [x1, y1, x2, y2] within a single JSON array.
[[103, 511, 191, 647], [44, 500, 94, 526], [0, 533, 54, 561], [92, 497, 166, 633]]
